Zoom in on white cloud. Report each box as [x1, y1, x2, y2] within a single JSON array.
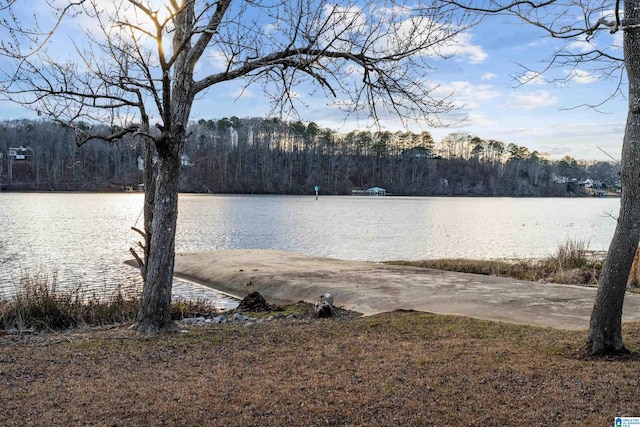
[[264, 23, 278, 34], [611, 30, 623, 50], [566, 69, 598, 84], [481, 73, 497, 81], [505, 120, 624, 160], [228, 87, 255, 99], [454, 81, 501, 102], [567, 36, 596, 53], [514, 37, 550, 51], [432, 80, 502, 109], [438, 32, 488, 64], [378, 15, 488, 64], [447, 112, 493, 129], [200, 51, 229, 73], [502, 90, 559, 110], [319, 4, 368, 51], [320, 4, 488, 65], [517, 71, 546, 85], [344, 64, 363, 76]]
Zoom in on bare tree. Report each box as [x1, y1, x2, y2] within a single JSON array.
[[438, 132, 471, 159], [0, 0, 480, 332]]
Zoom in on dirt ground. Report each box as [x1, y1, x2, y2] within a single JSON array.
[[2, 307, 640, 426]]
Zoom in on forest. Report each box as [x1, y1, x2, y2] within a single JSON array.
[[0, 117, 620, 197]]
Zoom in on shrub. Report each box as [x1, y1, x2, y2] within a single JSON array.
[[549, 238, 590, 270]]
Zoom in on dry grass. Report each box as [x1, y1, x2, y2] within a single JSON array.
[[0, 238, 630, 425], [389, 238, 603, 286], [1, 309, 639, 426], [0, 272, 220, 332]]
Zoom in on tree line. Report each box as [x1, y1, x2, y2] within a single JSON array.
[[0, 117, 619, 197]]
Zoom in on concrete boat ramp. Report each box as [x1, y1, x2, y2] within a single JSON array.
[[173, 250, 640, 331]]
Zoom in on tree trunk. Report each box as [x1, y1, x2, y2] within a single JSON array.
[[587, 4, 640, 354], [587, 190, 640, 354], [131, 0, 197, 332], [134, 145, 181, 332]]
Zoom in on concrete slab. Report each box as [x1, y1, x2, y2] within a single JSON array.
[[174, 249, 640, 330]]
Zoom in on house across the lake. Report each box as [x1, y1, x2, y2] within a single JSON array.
[[6, 146, 34, 184], [136, 153, 193, 169], [8, 146, 33, 161], [351, 186, 387, 196], [365, 187, 386, 196]]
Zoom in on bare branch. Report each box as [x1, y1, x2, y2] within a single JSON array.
[[187, 0, 231, 68], [0, 0, 87, 58], [129, 247, 145, 273], [438, 0, 556, 14]]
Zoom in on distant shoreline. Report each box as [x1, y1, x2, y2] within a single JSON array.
[[0, 188, 621, 198]]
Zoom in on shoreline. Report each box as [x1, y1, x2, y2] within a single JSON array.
[[172, 249, 640, 330], [173, 272, 244, 302], [0, 188, 620, 198]]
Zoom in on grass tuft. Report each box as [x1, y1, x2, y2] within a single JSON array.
[[388, 238, 603, 286], [549, 237, 591, 270], [171, 297, 220, 319]]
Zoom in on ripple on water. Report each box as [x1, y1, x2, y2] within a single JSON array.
[[1, 193, 620, 305]]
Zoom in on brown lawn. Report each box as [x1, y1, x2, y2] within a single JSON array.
[[1, 308, 639, 426]]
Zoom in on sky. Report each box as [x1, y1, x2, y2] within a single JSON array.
[[0, 1, 628, 162]]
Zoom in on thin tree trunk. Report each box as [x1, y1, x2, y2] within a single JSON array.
[[587, 3, 640, 354]]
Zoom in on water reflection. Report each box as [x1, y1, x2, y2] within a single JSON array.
[[0, 193, 619, 302], [177, 194, 619, 260]]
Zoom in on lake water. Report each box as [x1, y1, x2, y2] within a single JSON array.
[[0, 193, 620, 304]]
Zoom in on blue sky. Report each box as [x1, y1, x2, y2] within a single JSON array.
[[418, 13, 627, 162], [187, 5, 628, 162], [0, 2, 627, 161]]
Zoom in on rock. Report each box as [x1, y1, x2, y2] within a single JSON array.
[[315, 293, 334, 318], [286, 312, 304, 319], [237, 291, 271, 312], [180, 317, 206, 325], [233, 313, 249, 323]]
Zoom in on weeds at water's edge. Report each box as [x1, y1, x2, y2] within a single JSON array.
[[0, 272, 221, 332], [387, 238, 603, 286]]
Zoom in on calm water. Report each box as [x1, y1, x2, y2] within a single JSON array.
[[0, 193, 620, 303]]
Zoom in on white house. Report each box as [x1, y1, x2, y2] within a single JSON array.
[[8, 146, 33, 161], [181, 154, 193, 166], [137, 154, 192, 168], [365, 187, 386, 196]]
